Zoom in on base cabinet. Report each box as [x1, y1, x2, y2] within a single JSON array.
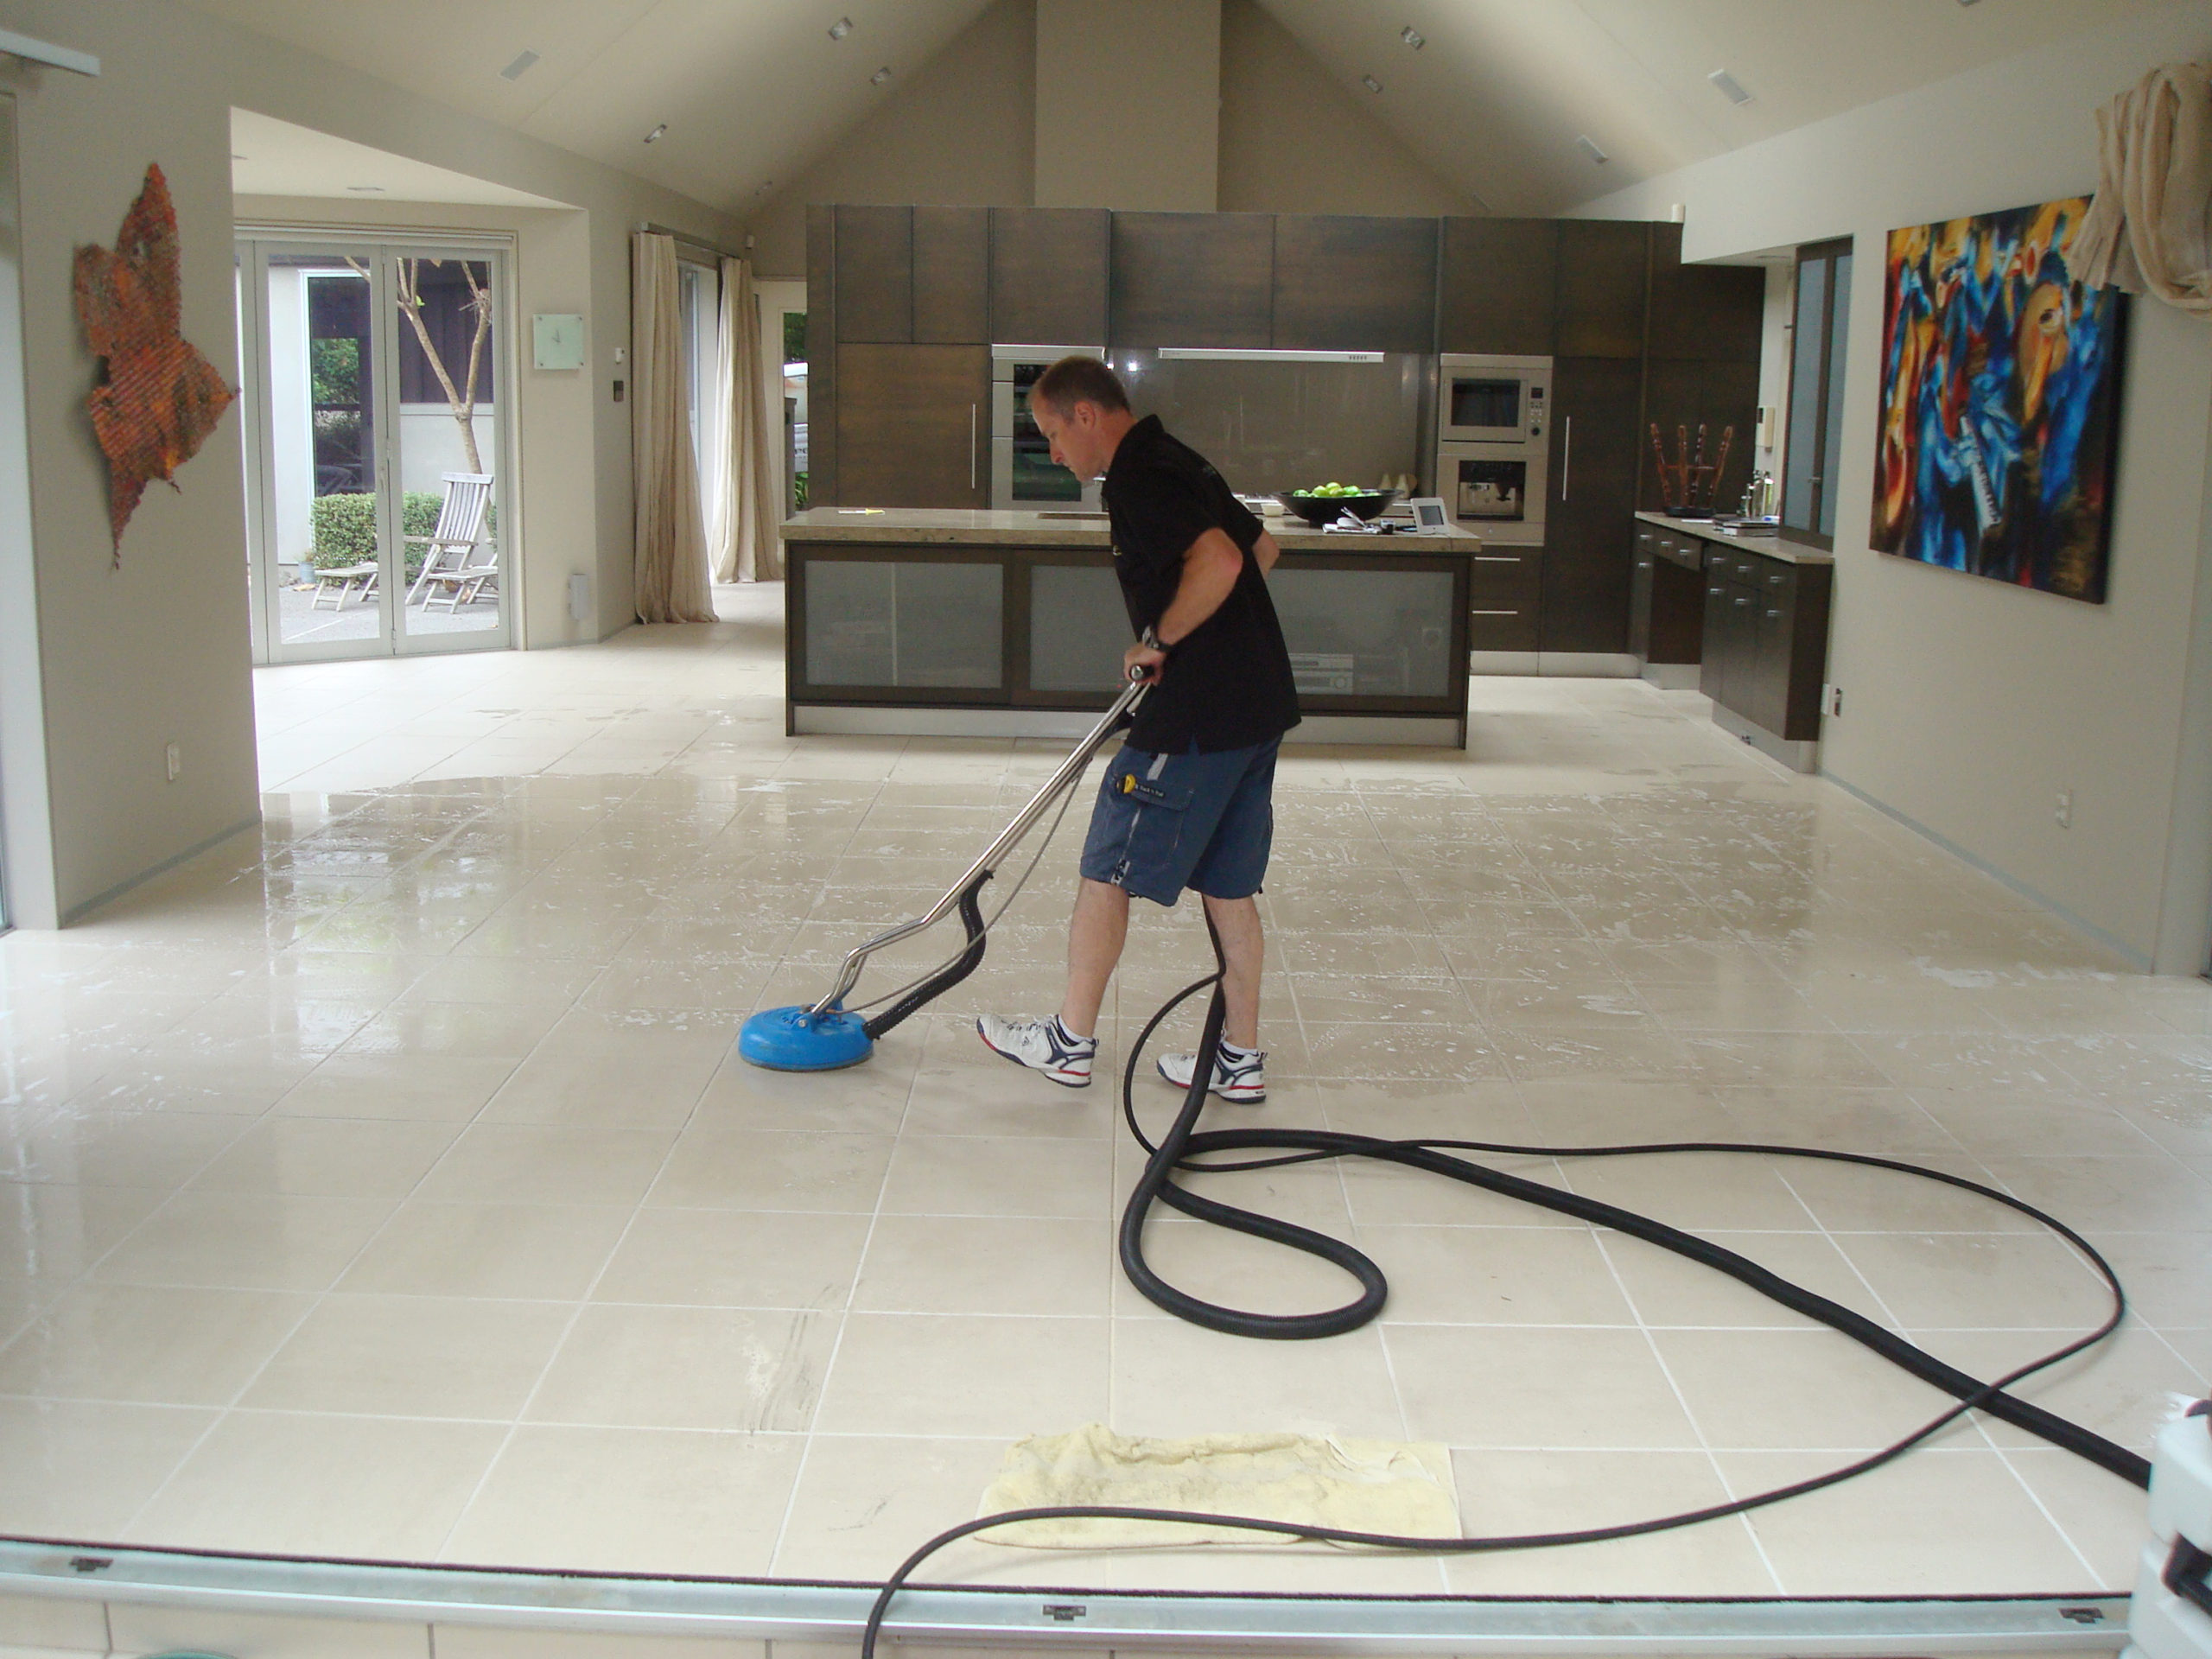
[[1686, 531, 1830, 747]]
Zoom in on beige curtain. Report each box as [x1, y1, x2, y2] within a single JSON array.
[[631, 232, 715, 622], [2073, 61, 2212, 315], [704, 257, 785, 582]]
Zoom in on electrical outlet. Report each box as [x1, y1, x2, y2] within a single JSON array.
[[2055, 789, 2073, 829], [164, 742, 181, 782], [1823, 683, 1844, 717]]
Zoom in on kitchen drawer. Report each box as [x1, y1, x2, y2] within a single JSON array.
[[1467, 549, 1539, 593], [1468, 603, 1540, 652]]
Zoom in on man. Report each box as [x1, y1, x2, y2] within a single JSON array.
[[977, 356, 1300, 1103]]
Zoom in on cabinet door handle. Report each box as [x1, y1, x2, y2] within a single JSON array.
[[969, 404, 978, 493], [1734, 596, 1751, 607], [1637, 560, 1652, 569], [1765, 608, 1782, 619], [1473, 555, 1521, 563], [1560, 416, 1572, 500], [1471, 608, 1522, 616], [1707, 585, 1725, 594]]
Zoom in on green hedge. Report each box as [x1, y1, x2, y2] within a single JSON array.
[[308, 492, 495, 575]]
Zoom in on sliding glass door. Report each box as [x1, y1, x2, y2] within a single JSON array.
[[238, 234, 512, 662]]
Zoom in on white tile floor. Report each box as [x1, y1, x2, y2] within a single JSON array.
[[1, 581, 2206, 1600]]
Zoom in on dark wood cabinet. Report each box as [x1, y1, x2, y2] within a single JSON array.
[[1681, 525, 1830, 748], [912, 207, 989, 344], [1271, 214, 1437, 353], [1630, 524, 1704, 665], [1438, 218, 1557, 354], [1111, 212, 1275, 348], [1554, 219, 1649, 359], [834, 206, 913, 344], [1542, 356, 1643, 653], [989, 207, 1109, 346], [807, 205, 840, 505], [835, 345, 990, 510], [1645, 224, 1765, 364], [1466, 546, 1541, 652]]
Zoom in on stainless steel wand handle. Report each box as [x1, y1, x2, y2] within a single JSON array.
[[807, 663, 1151, 1016]]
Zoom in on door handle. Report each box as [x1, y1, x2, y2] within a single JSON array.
[[969, 404, 977, 493], [1560, 416, 1572, 501]]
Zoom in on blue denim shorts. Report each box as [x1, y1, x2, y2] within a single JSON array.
[[1078, 739, 1280, 906]]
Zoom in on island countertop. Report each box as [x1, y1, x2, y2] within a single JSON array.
[[782, 506, 1482, 553]]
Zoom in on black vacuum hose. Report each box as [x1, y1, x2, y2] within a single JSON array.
[[861, 875, 990, 1040], [855, 914, 2153, 1657], [1118, 918, 2149, 1487]]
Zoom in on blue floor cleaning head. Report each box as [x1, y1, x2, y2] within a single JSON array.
[[739, 1004, 874, 1071]]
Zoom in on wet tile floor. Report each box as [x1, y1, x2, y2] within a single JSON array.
[[1, 582, 2205, 1599]]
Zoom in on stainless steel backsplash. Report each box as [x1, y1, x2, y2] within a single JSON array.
[[1115, 351, 1427, 496]]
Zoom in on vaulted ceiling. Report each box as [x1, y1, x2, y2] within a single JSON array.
[[187, 0, 2171, 216]]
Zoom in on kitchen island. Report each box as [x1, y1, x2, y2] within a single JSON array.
[[782, 508, 1481, 747]]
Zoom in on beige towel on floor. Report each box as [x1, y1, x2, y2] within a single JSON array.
[[976, 1422, 1461, 1548]]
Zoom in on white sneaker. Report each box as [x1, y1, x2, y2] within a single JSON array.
[[1156, 1041, 1267, 1103], [976, 1013, 1096, 1088]]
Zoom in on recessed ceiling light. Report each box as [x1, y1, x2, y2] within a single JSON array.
[[828, 16, 853, 39], [1707, 67, 1752, 105], [643, 123, 667, 143], [346, 184, 385, 193], [1577, 133, 1609, 163], [499, 49, 539, 80], [1361, 73, 1382, 93], [1399, 25, 1425, 48], [870, 66, 892, 85]]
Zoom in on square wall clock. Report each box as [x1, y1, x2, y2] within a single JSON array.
[[532, 314, 586, 370]]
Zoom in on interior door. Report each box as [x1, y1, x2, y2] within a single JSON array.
[[238, 235, 511, 663]]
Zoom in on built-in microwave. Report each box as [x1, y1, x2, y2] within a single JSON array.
[[1438, 353, 1552, 445], [990, 345, 1103, 511]]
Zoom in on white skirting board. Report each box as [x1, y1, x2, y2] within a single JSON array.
[[792, 705, 1462, 747], [1469, 651, 1640, 677], [1641, 661, 1701, 690]]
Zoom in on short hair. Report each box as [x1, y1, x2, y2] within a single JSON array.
[[1032, 354, 1128, 419]]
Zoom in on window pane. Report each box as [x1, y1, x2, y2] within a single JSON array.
[[1781, 257, 1827, 533], [1819, 251, 1853, 540]]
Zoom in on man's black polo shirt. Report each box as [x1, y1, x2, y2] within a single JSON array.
[[1101, 416, 1300, 754]]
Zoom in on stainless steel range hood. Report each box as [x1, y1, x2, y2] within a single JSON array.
[[1157, 347, 1385, 364]]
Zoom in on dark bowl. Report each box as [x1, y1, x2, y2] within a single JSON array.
[[1275, 488, 1399, 528]]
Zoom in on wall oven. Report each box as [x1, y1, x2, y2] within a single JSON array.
[[1433, 353, 1551, 546], [1438, 353, 1551, 444], [990, 345, 1103, 511]]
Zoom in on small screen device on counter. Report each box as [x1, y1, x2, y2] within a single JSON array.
[[1407, 498, 1451, 535]]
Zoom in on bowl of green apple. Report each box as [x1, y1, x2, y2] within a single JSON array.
[[1275, 482, 1399, 528]]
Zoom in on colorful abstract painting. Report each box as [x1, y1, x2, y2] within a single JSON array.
[[1871, 197, 2125, 604], [73, 164, 236, 564]]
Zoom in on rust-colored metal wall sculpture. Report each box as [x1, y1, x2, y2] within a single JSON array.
[[73, 164, 235, 564]]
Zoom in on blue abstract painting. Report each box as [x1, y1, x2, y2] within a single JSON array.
[[1870, 198, 2125, 604]]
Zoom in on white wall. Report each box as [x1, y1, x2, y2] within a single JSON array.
[[742, 0, 1484, 280], [1216, 0, 1479, 217], [743, 0, 1038, 282], [1035, 0, 1220, 212], [1573, 1, 2212, 972], [0, 0, 739, 926]]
